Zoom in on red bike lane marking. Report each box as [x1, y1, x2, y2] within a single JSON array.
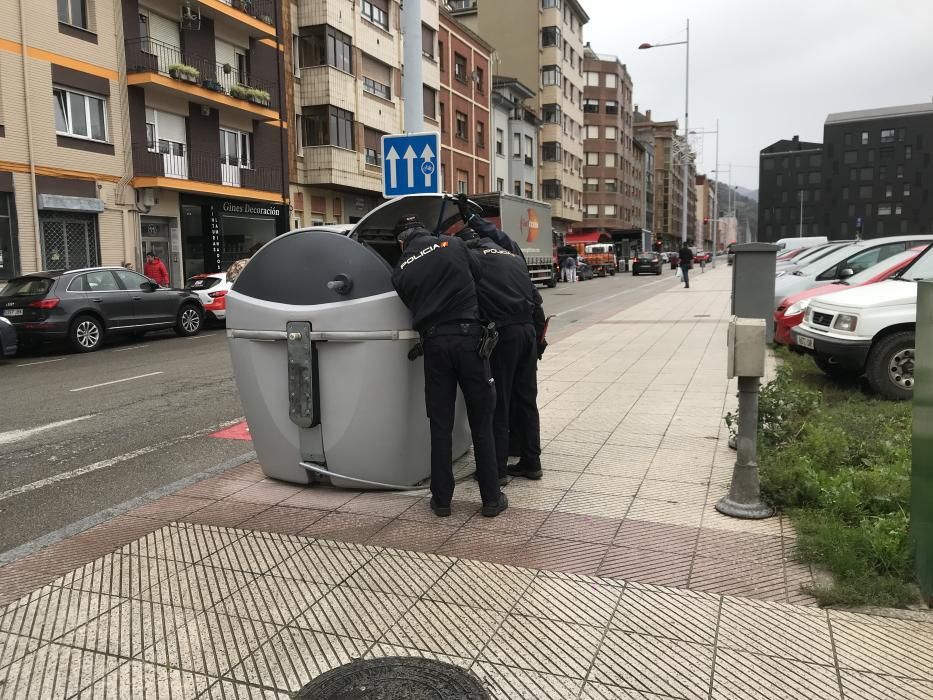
[[209, 421, 251, 441]]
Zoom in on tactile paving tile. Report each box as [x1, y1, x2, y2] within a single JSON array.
[[293, 585, 415, 641], [554, 491, 633, 519], [215, 574, 328, 626], [710, 649, 842, 700], [60, 554, 186, 599], [72, 659, 214, 699], [829, 612, 933, 680], [119, 523, 243, 563], [716, 597, 834, 664], [423, 559, 534, 613], [380, 599, 504, 659], [226, 626, 369, 690], [839, 669, 933, 700], [590, 630, 714, 699], [612, 585, 720, 645], [0, 631, 43, 670], [513, 574, 621, 627], [198, 533, 304, 575], [344, 552, 452, 597], [470, 661, 583, 700], [266, 540, 377, 586], [140, 564, 255, 612], [0, 588, 121, 643], [479, 614, 603, 679], [198, 679, 293, 699], [0, 643, 122, 699]]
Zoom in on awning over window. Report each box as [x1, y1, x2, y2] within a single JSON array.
[[37, 194, 104, 213]]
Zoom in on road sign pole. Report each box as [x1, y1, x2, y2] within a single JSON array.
[[402, 0, 424, 133]]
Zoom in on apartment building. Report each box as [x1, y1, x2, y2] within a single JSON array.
[[126, 0, 289, 282], [1, 0, 137, 280], [452, 0, 590, 234], [635, 132, 655, 239], [437, 6, 491, 194], [694, 174, 715, 250], [578, 47, 640, 240], [490, 76, 539, 198]]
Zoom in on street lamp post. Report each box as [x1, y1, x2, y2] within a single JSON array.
[[639, 18, 690, 245]]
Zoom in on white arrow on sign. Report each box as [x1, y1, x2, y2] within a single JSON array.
[[420, 144, 435, 188], [403, 146, 417, 188], [385, 147, 399, 189]]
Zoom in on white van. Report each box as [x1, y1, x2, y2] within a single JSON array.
[[775, 236, 829, 252]]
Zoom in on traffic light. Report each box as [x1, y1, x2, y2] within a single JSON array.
[[653, 239, 662, 252]]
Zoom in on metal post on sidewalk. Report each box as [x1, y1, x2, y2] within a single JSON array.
[[717, 317, 773, 519]]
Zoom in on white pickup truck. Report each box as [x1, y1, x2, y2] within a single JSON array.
[[793, 245, 933, 400]]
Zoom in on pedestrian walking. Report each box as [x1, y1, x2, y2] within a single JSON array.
[[391, 216, 508, 519], [456, 226, 544, 482], [678, 244, 694, 289], [143, 252, 169, 287], [562, 254, 578, 283]]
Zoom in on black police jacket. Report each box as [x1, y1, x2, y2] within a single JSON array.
[[466, 239, 544, 332], [391, 230, 482, 334], [467, 215, 525, 259]]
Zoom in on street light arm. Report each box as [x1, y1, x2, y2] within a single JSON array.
[[638, 41, 688, 49]]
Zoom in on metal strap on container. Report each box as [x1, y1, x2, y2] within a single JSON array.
[[287, 322, 319, 429], [301, 461, 429, 491], [228, 329, 419, 342]]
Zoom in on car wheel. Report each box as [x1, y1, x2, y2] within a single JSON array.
[[813, 355, 861, 380], [175, 304, 203, 337], [546, 273, 557, 289], [70, 315, 104, 353], [865, 331, 915, 400]]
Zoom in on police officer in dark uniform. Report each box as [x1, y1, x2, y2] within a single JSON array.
[[457, 194, 524, 257], [391, 216, 508, 518], [456, 226, 545, 481]]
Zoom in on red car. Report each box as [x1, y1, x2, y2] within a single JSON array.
[[773, 245, 928, 345]]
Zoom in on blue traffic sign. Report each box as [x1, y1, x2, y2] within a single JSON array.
[[381, 132, 441, 198]]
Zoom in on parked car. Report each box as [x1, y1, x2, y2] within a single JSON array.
[[0, 267, 204, 353], [775, 235, 828, 252], [794, 243, 933, 400], [774, 246, 927, 346], [632, 252, 663, 275], [0, 316, 17, 358], [660, 252, 670, 263], [776, 242, 853, 275], [772, 235, 933, 309], [694, 251, 712, 264], [577, 260, 595, 280], [185, 272, 231, 322]]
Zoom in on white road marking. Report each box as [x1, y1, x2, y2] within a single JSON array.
[[112, 344, 148, 353], [16, 357, 66, 367], [0, 418, 243, 502], [0, 415, 96, 446], [187, 333, 217, 340], [69, 371, 164, 393], [552, 276, 673, 318]]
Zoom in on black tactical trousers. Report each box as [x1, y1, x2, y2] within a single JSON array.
[[423, 333, 500, 507], [490, 324, 541, 472]]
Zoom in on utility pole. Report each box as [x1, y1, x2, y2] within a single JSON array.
[[712, 120, 719, 267], [681, 18, 690, 245], [799, 190, 804, 237], [402, 0, 424, 133]]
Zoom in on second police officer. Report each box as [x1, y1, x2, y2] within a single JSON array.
[[390, 215, 509, 519]]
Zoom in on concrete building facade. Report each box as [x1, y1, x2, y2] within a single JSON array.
[[695, 174, 715, 250], [490, 76, 539, 198], [757, 135, 823, 243], [451, 0, 590, 234]]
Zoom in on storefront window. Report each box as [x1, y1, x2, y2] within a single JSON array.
[[0, 193, 17, 279], [39, 212, 99, 270]]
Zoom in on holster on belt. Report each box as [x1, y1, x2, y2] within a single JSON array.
[[477, 322, 499, 360]]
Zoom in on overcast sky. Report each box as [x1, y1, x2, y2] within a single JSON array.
[[582, 0, 933, 190]]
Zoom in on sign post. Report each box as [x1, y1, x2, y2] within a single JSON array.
[[913, 280, 933, 605], [381, 133, 441, 199]]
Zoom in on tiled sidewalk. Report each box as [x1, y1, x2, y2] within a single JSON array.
[[1, 265, 930, 698]]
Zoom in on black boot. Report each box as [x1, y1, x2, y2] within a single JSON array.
[[430, 498, 451, 518], [507, 460, 543, 480], [481, 493, 509, 517]]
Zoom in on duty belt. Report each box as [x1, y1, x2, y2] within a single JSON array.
[[424, 322, 483, 337]]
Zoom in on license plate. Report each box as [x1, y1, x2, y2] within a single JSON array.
[[797, 335, 814, 350], [3, 308, 23, 317]]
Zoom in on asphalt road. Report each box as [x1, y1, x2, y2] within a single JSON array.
[[0, 267, 679, 555]]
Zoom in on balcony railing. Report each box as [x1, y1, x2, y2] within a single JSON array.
[[217, 0, 276, 26], [125, 37, 277, 110], [133, 145, 281, 193]]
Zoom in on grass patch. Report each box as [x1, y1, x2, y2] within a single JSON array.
[[734, 349, 920, 607]]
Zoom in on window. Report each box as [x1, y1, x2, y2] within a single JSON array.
[[438, 40, 444, 71], [476, 121, 485, 148], [848, 204, 856, 217], [776, 174, 783, 186], [454, 53, 467, 82], [867, 149, 875, 162], [808, 172, 821, 185], [439, 101, 445, 132], [363, 76, 391, 100], [605, 73, 617, 89], [897, 165, 904, 179], [860, 167, 873, 181], [584, 71, 599, 87], [542, 0, 560, 8], [604, 204, 616, 217], [524, 136, 534, 164], [513, 180, 522, 196], [880, 128, 895, 144], [299, 26, 353, 73], [842, 186, 849, 200], [496, 178, 504, 192], [525, 183, 533, 199], [844, 132, 853, 146], [455, 111, 468, 141], [605, 100, 618, 115], [292, 35, 300, 76], [859, 185, 872, 199], [54, 87, 107, 142], [364, 127, 383, 166], [512, 133, 521, 157], [895, 203, 903, 215], [843, 150, 857, 164], [542, 103, 561, 124], [58, 0, 88, 29], [495, 129, 504, 156], [880, 147, 894, 162], [456, 170, 468, 194], [585, 152, 598, 166], [423, 85, 436, 120], [542, 142, 562, 161], [885, 184, 893, 199], [585, 204, 598, 217], [542, 26, 561, 47], [605, 126, 617, 140], [220, 128, 252, 171], [809, 154, 822, 167], [421, 24, 435, 59], [861, 131, 869, 145], [905, 145, 912, 160], [476, 67, 484, 94], [295, 112, 303, 154], [301, 105, 354, 149], [583, 177, 598, 192], [604, 178, 618, 192], [583, 98, 599, 113], [604, 153, 617, 167], [542, 179, 561, 199], [585, 125, 599, 139], [849, 168, 857, 181], [879, 165, 888, 179], [541, 65, 560, 86], [904, 184, 911, 197], [361, 0, 388, 30], [762, 158, 774, 171]]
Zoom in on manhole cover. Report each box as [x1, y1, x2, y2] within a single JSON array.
[[296, 657, 490, 700]]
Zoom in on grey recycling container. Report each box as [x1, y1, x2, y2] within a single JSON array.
[[226, 194, 471, 489]]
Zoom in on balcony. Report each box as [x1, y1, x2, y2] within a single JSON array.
[[197, 0, 277, 37], [132, 146, 283, 200], [448, 0, 477, 14], [298, 145, 381, 192], [298, 66, 356, 112], [125, 38, 279, 120]]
